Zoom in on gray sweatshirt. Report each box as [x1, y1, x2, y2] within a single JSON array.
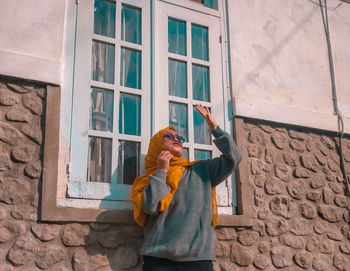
[[140, 127, 242, 261]]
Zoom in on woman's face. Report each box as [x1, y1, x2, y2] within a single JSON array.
[[162, 129, 183, 157]]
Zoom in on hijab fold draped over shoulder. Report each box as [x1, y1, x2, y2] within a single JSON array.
[[130, 126, 218, 228]]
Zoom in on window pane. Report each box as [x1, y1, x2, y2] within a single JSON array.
[[118, 141, 140, 184], [169, 59, 187, 98], [204, 0, 218, 9], [94, 0, 116, 38], [193, 106, 211, 144], [194, 149, 212, 160], [92, 41, 115, 84], [191, 24, 208, 61], [119, 93, 141, 136], [120, 48, 141, 89], [90, 88, 113, 132], [169, 102, 188, 142], [121, 5, 141, 45], [192, 64, 210, 102], [168, 19, 186, 56], [88, 137, 112, 183], [182, 148, 189, 160]]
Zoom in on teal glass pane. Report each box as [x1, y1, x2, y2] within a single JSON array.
[[169, 102, 188, 142], [92, 41, 115, 84], [88, 137, 112, 183], [182, 148, 189, 160], [90, 88, 113, 132], [120, 48, 141, 89], [204, 0, 218, 9], [194, 149, 211, 161], [118, 141, 140, 184], [168, 19, 186, 56], [192, 64, 210, 102], [94, 0, 116, 38], [119, 93, 141, 136], [121, 5, 141, 45], [193, 106, 211, 144], [191, 24, 208, 61], [169, 59, 187, 98]]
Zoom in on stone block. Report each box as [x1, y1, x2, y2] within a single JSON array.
[[22, 93, 43, 115], [24, 161, 42, 178], [11, 204, 37, 221], [274, 164, 290, 181], [322, 188, 334, 204], [271, 133, 288, 150], [21, 125, 42, 145], [61, 224, 90, 247], [31, 223, 59, 242], [300, 154, 318, 172], [230, 244, 253, 267], [333, 254, 349, 271], [299, 202, 317, 219], [265, 218, 288, 236], [0, 122, 26, 145], [269, 197, 295, 219], [253, 254, 270, 270], [11, 145, 35, 163], [318, 205, 342, 223], [289, 218, 311, 236], [293, 167, 310, 178], [293, 251, 312, 269], [312, 254, 331, 271], [270, 245, 292, 268], [0, 88, 20, 105], [6, 106, 32, 122], [0, 178, 31, 205], [237, 230, 259, 246], [0, 154, 11, 171], [7, 83, 31, 93], [290, 140, 305, 152], [35, 245, 65, 269], [109, 246, 139, 269], [306, 191, 321, 203], [283, 153, 297, 166], [265, 178, 284, 195], [287, 181, 305, 200]]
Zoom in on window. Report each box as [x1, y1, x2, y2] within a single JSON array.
[[68, 0, 150, 205], [61, 0, 235, 214]]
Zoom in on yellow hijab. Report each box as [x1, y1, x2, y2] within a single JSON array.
[[130, 126, 218, 228]]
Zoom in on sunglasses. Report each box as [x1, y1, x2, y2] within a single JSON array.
[[163, 133, 185, 143]]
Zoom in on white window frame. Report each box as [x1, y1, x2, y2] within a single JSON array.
[[67, 0, 151, 206], [154, 0, 234, 213]]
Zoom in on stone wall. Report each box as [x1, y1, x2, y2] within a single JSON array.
[[0, 77, 349, 270], [214, 119, 350, 271]]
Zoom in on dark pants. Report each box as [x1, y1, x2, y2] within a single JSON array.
[[143, 256, 214, 271]]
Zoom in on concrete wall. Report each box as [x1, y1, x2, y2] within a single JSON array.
[[0, 0, 66, 84], [228, 0, 350, 134]]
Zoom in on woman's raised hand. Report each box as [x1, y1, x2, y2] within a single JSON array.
[[195, 104, 218, 131]]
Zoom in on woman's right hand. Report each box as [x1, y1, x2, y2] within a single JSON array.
[[157, 151, 173, 173]]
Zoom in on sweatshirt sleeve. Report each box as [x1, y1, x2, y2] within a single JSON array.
[[142, 170, 171, 215], [207, 126, 242, 187]]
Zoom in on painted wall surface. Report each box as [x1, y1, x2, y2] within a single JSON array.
[[0, 0, 65, 84], [228, 0, 350, 134]]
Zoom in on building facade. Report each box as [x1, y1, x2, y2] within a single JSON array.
[[0, 0, 349, 270]]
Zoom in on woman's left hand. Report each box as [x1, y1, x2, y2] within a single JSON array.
[[195, 104, 218, 131]]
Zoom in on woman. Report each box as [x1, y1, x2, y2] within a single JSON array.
[[130, 104, 242, 271]]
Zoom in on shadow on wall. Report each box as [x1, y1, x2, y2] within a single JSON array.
[[79, 168, 146, 270]]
